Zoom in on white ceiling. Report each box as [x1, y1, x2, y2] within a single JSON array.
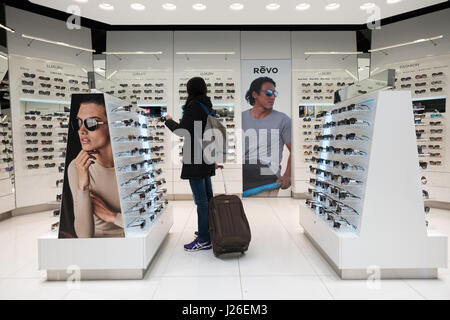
[[29, 0, 448, 25]]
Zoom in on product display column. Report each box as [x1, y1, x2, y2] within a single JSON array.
[[300, 74, 447, 279]]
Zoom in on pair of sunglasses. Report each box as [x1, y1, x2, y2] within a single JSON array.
[[263, 89, 278, 98], [72, 117, 107, 131]]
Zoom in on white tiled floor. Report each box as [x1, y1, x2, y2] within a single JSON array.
[[0, 198, 450, 300]]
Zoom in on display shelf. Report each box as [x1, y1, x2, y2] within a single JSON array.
[[300, 88, 448, 279], [19, 98, 71, 105]]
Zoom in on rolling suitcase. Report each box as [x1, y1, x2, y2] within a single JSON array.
[[208, 166, 251, 257]]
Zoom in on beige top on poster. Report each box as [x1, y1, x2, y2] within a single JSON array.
[[68, 161, 124, 238]]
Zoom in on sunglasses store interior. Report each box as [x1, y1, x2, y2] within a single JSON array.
[[1, 0, 450, 301]]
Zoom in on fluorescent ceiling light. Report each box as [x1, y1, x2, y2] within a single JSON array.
[[360, 3, 375, 10], [387, 0, 402, 4], [103, 51, 163, 55], [325, 3, 340, 10], [296, 3, 311, 11], [369, 35, 443, 52], [99, 3, 114, 11], [176, 51, 235, 55], [22, 34, 95, 53], [230, 3, 244, 11], [130, 3, 146, 11], [0, 23, 15, 33], [192, 3, 206, 11], [162, 3, 176, 10], [266, 3, 281, 11], [304, 51, 363, 55]]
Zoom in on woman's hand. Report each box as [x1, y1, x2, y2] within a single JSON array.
[[74, 150, 97, 191], [165, 114, 173, 121], [90, 192, 118, 223]]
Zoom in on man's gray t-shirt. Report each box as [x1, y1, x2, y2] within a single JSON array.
[[242, 109, 292, 177]]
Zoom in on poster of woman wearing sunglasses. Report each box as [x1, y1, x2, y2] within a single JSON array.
[[58, 93, 124, 238], [241, 60, 292, 198]]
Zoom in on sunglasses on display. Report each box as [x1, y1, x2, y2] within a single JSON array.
[[72, 117, 107, 131], [22, 80, 33, 86], [54, 78, 64, 82], [401, 84, 412, 88], [430, 88, 443, 92], [430, 121, 442, 126], [38, 76, 50, 81], [430, 137, 443, 141], [41, 140, 53, 145], [41, 116, 52, 121], [26, 156, 39, 161], [39, 91, 50, 96], [27, 164, 39, 169], [401, 77, 411, 81], [23, 73, 36, 78], [40, 83, 51, 88], [430, 161, 442, 166], [415, 90, 426, 94], [430, 113, 442, 118], [25, 147, 38, 153], [415, 82, 427, 87], [22, 89, 35, 94], [42, 147, 54, 152], [25, 132, 38, 137], [40, 132, 52, 136], [415, 74, 427, 79], [432, 72, 444, 77]]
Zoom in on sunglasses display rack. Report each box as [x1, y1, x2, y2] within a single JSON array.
[[106, 80, 168, 106], [178, 78, 236, 104], [394, 72, 446, 100], [300, 88, 447, 279], [294, 71, 355, 105], [414, 106, 445, 172], [106, 100, 170, 236], [0, 112, 16, 212]]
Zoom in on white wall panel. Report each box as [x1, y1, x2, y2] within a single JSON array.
[[372, 9, 450, 68]]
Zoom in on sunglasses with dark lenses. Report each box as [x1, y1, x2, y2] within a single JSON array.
[[23, 73, 36, 78], [264, 89, 278, 97], [72, 117, 107, 131]]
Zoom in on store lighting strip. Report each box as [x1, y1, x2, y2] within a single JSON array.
[[22, 34, 95, 53], [103, 51, 163, 55], [345, 69, 359, 81], [176, 51, 236, 55], [304, 51, 363, 55], [0, 23, 15, 33], [369, 35, 444, 53]]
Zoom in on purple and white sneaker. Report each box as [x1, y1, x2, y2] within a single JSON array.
[[184, 238, 212, 252]]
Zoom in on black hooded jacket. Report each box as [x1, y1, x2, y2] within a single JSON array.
[[165, 95, 216, 180]]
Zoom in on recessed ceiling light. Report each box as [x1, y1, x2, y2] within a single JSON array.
[[296, 3, 311, 11], [360, 3, 375, 10], [266, 3, 281, 11], [162, 3, 177, 10], [130, 3, 146, 11], [99, 3, 114, 11], [387, 0, 402, 4], [74, 0, 88, 3], [230, 3, 244, 11], [192, 3, 207, 11], [325, 3, 340, 10]]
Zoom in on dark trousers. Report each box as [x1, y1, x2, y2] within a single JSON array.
[[188, 176, 213, 243]]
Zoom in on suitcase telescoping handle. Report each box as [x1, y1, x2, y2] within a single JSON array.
[[217, 165, 227, 195]]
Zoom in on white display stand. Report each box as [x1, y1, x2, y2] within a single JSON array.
[[300, 89, 448, 279], [38, 203, 173, 280]]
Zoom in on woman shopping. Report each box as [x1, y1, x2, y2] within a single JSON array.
[[164, 77, 216, 252]]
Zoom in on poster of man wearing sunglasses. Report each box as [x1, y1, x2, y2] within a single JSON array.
[[58, 93, 124, 238], [241, 63, 292, 197]]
